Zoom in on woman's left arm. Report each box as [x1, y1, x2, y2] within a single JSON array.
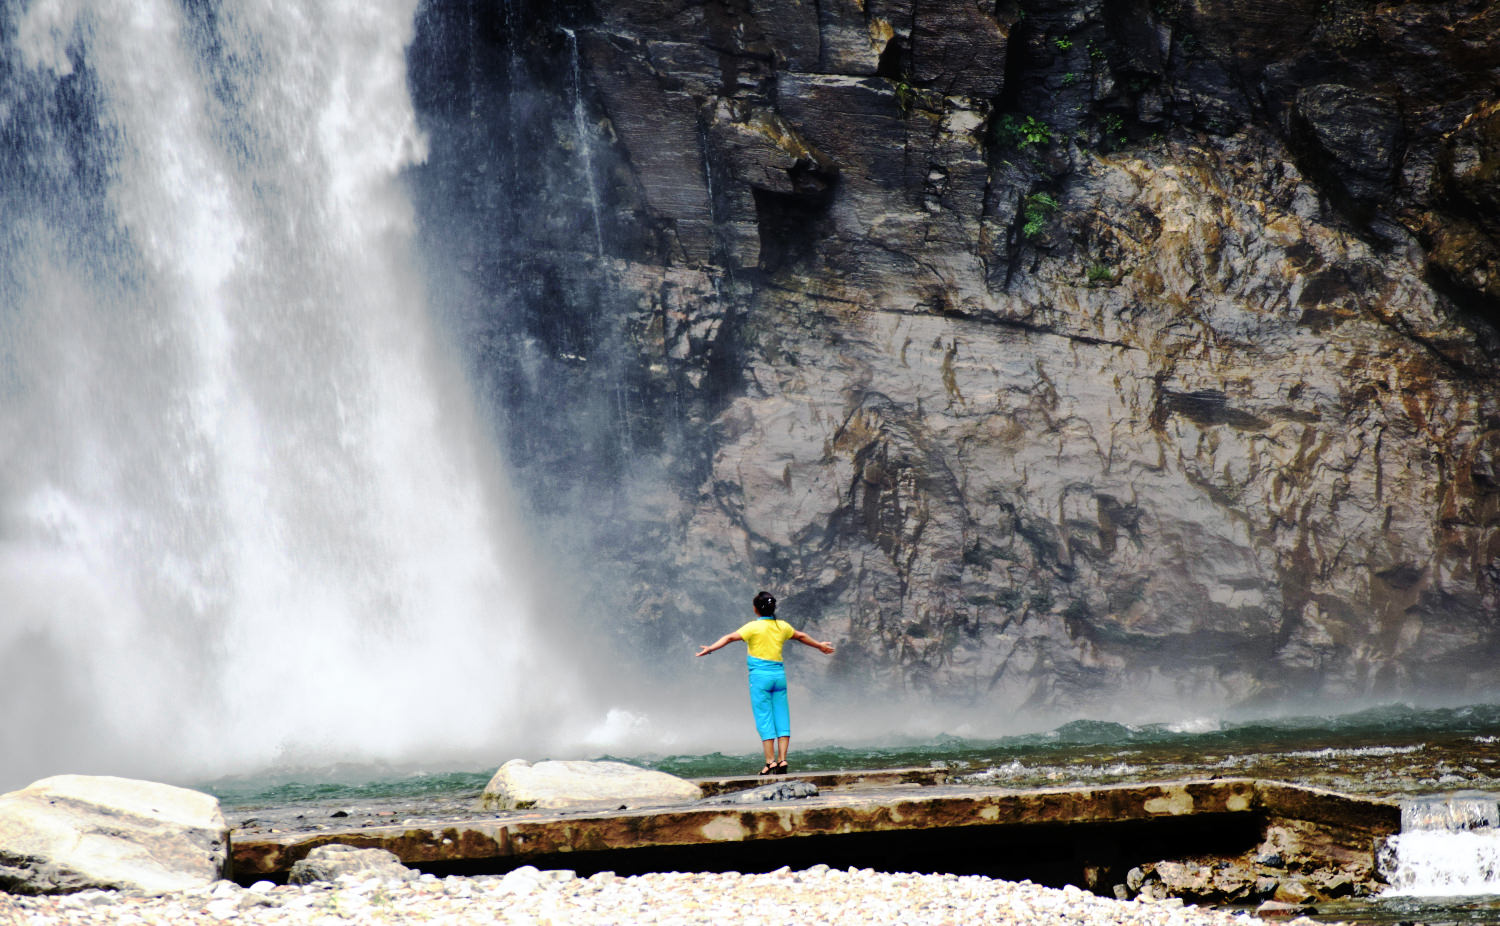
[[791, 630, 835, 655]]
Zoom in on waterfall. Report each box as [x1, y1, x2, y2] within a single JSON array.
[[1379, 796, 1500, 896], [0, 0, 577, 788], [561, 26, 605, 259]]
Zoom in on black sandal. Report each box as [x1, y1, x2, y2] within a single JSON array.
[[774, 760, 789, 774], [759, 763, 775, 776]]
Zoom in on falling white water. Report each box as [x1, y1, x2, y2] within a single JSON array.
[[502, 0, 524, 184], [1380, 796, 1500, 896], [561, 26, 604, 258], [0, 0, 582, 789]]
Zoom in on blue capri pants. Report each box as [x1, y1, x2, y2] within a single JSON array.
[[746, 656, 790, 739]]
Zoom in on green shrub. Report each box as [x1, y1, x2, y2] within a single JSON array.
[[894, 77, 916, 114], [995, 114, 1053, 148], [1099, 112, 1127, 149], [1021, 192, 1060, 239]]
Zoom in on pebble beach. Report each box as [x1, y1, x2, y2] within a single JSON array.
[[0, 866, 1316, 926]]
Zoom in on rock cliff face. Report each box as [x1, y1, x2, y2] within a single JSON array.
[[407, 0, 1500, 716]]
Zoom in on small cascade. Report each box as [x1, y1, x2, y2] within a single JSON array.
[[561, 26, 605, 258], [1403, 797, 1500, 832], [560, 26, 631, 449], [699, 121, 721, 244], [465, 0, 481, 123], [502, 0, 523, 190], [1380, 795, 1500, 896]]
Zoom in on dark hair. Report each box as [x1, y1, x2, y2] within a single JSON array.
[[753, 591, 777, 616]]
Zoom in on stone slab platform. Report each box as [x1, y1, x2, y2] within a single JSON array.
[[231, 775, 1398, 882]]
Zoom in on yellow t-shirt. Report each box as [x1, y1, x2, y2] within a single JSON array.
[[737, 618, 796, 662]]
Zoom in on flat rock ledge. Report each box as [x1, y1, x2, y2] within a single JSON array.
[[234, 775, 1398, 912], [0, 775, 228, 895], [480, 760, 702, 811]]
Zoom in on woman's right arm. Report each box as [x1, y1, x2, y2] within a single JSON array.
[[697, 632, 743, 656]]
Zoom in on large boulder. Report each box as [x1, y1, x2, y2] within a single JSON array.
[[480, 760, 702, 811], [0, 775, 229, 894]]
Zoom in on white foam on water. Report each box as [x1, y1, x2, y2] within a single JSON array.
[[1380, 830, 1500, 897], [583, 709, 681, 752], [1165, 717, 1223, 735], [965, 760, 1029, 782], [1381, 797, 1500, 897], [1284, 744, 1426, 759], [0, 0, 588, 788]]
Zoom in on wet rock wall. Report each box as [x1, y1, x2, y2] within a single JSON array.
[[406, 0, 1500, 716]]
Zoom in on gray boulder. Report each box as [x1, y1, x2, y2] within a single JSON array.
[[480, 759, 702, 811], [708, 780, 820, 804], [0, 775, 228, 894], [288, 844, 416, 885], [494, 865, 578, 895]]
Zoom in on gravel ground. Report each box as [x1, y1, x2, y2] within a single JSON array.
[[0, 866, 1318, 926]]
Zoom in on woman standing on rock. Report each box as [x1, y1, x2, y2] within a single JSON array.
[[697, 591, 836, 775]]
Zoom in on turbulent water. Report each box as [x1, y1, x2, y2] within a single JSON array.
[[199, 701, 1500, 805]]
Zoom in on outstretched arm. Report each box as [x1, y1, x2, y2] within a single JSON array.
[[697, 632, 743, 657], [791, 630, 835, 655]]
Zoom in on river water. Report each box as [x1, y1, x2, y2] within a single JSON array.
[[202, 701, 1500, 925]]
